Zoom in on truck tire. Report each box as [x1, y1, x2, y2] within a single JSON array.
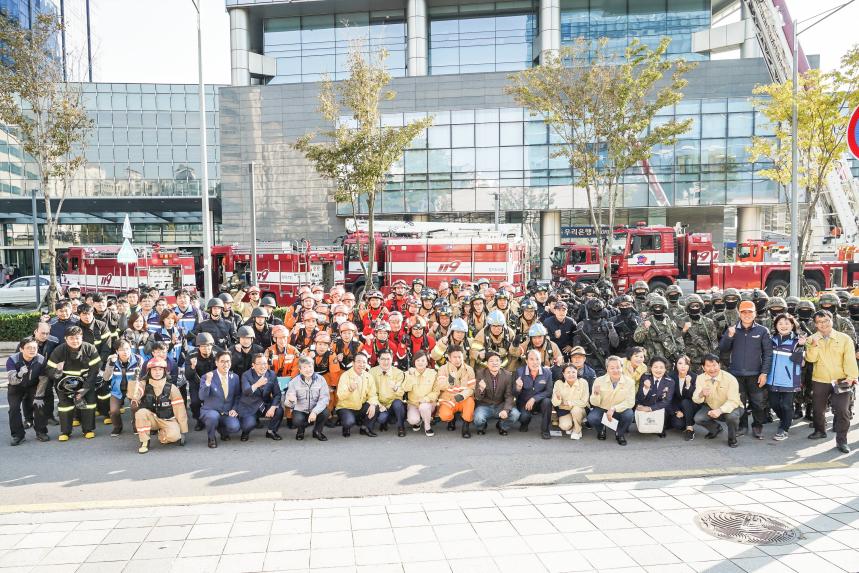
[[764, 279, 789, 298], [801, 278, 822, 298], [648, 279, 671, 296]]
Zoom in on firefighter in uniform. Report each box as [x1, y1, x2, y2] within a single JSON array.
[[46, 326, 103, 440], [515, 323, 564, 374], [511, 298, 539, 347], [92, 293, 120, 349], [130, 358, 187, 454], [363, 321, 398, 367], [468, 294, 488, 335], [397, 316, 436, 370], [386, 280, 409, 313], [333, 321, 362, 373], [430, 317, 470, 367], [429, 305, 453, 340], [360, 291, 389, 335], [470, 310, 515, 371], [246, 307, 272, 349], [435, 345, 477, 438], [291, 309, 321, 351], [303, 331, 342, 419], [44, 300, 79, 357], [266, 325, 300, 379], [680, 294, 718, 373], [633, 295, 685, 365]]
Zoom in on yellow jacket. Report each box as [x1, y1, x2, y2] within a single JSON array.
[[805, 330, 859, 384], [552, 378, 590, 409], [622, 359, 648, 390], [435, 362, 476, 404], [370, 365, 406, 408], [692, 370, 741, 414], [336, 367, 378, 410], [402, 368, 439, 406], [589, 374, 635, 412]]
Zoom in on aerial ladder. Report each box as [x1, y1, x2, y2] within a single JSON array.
[[742, 0, 859, 251]]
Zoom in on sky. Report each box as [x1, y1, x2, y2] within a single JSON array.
[[67, 0, 859, 85]]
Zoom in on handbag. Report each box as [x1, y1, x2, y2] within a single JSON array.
[[635, 408, 665, 434]]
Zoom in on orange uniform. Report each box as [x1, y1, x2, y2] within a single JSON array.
[[435, 362, 477, 423]]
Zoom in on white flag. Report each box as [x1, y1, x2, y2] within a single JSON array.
[[117, 239, 138, 265], [122, 215, 133, 240]]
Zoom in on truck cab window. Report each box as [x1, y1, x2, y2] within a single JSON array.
[[632, 234, 661, 253]]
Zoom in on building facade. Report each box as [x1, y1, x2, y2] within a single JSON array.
[[221, 0, 792, 272]]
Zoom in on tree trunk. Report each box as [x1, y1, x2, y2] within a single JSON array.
[[42, 181, 57, 311], [366, 192, 376, 299], [605, 179, 617, 282]]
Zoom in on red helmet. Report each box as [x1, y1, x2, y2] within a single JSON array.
[[315, 332, 331, 343], [147, 358, 167, 369]]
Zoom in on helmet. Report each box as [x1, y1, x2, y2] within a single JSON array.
[[585, 298, 605, 314], [373, 321, 391, 332], [207, 297, 224, 309], [583, 284, 598, 296], [752, 288, 769, 301], [476, 278, 490, 287], [251, 307, 269, 319], [796, 300, 816, 318], [315, 332, 331, 343], [450, 278, 462, 287], [408, 315, 427, 329], [406, 296, 420, 307], [520, 298, 538, 312], [535, 283, 550, 293], [767, 297, 786, 310], [471, 293, 486, 303], [450, 318, 469, 333], [685, 293, 703, 307], [711, 291, 724, 302], [217, 292, 233, 304], [847, 296, 859, 313], [392, 279, 407, 288], [147, 358, 167, 369], [412, 278, 425, 286], [700, 293, 712, 304], [633, 280, 649, 292], [495, 291, 510, 301], [59, 376, 84, 393], [785, 295, 801, 307], [195, 332, 215, 346], [261, 296, 277, 307], [420, 290, 437, 301], [367, 290, 383, 300], [340, 321, 357, 332], [647, 294, 669, 308], [616, 294, 634, 306], [528, 323, 549, 337], [332, 304, 348, 315], [247, 285, 261, 293], [436, 305, 453, 317], [271, 325, 288, 338], [819, 292, 840, 306], [723, 288, 740, 300], [237, 326, 255, 338], [666, 284, 683, 297], [836, 290, 850, 304], [486, 310, 506, 327]]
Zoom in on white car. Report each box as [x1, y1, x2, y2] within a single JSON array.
[[0, 275, 50, 306]]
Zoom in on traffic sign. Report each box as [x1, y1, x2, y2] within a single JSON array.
[[849, 105, 859, 160]]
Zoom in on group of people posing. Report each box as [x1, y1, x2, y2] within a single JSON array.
[[5, 277, 858, 454]]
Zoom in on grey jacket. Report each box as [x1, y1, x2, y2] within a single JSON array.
[[283, 373, 329, 415]]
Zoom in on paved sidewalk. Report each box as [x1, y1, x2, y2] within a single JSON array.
[[2, 467, 859, 573]]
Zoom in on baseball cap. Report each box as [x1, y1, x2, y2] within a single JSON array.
[[570, 346, 588, 356], [738, 301, 756, 312]]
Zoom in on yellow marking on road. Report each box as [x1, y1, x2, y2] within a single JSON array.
[[585, 461, 849, 482], [0, 491, 284, 514]]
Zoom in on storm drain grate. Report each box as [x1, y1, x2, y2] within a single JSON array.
[[695, 510, 803, 545]]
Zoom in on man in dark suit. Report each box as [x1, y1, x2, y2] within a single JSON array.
[[199, 351, 242, 448], [238, 353, 283, 442], [472, 352, 520, 435]]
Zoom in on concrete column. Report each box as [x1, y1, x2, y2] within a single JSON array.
[[229, 7, 251, 86], [539, 0, 561, 63], [407, 0, 428, 76], [737, 206, 763, 242], [739, 2, 761, 59], [540, 210, 561, 280]]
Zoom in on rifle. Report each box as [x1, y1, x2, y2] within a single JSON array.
[[649, 318, 682, 362], [573, 324, 606, 364]]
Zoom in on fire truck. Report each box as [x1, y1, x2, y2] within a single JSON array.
[[60, 246, 197, 296], [551, 224, 856, 297], [211, 242, 344, 306], [342, 220, 529, 297]]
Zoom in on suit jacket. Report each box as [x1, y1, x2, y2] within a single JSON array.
[[199, 370, 241, 414], [238, 369, 281, 415], [635, 374, 675, 411], [474, 368, 515, 412]]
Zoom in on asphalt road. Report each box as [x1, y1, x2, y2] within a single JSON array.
[[0, 388, 857, 510]]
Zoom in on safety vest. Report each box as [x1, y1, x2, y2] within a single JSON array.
[[141, 380, 176, 420]]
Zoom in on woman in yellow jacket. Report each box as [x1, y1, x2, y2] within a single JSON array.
[[551, 364, 590, 440], [622, 346, 648, 392], [335, 353, 378, 438], [587, 355, 636, 446], [402, 351, 438, 436]]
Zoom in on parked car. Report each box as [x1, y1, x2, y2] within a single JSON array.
[[0, 275, 49, 306]]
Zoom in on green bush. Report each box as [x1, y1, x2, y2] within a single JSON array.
[[273, 307, 287, 321], [0, 311, 41, 342]]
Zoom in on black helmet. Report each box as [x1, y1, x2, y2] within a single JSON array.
[[261, 296, 277, 307], [237, 326, 255, 338], [251, 307, 269, 319], [217, 292, 234, 304], [585, 298, 605, 317], [207, 297, 224, 309], [195, 332, 215, 346]]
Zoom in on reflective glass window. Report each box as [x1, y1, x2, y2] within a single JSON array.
[[451, 124, 474, 148]]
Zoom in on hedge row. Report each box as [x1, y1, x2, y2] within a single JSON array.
[[0, 312, 41, 343]]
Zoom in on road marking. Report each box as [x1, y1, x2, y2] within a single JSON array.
[[585, 461, 849, 482], [0, 491, 284, 514]]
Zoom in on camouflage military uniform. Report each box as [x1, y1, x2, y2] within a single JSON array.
[[759, 297, 787, 332], [631, 281, 650, 315], [632, 294, 685, 364], [680, 294, 718, 372]]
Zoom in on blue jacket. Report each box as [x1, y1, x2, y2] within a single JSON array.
[[5, 352, 46, 389], [514, 365, 554, 407], [199, 370, 241, 414], [767, 333, 803, 392], [635, 374, 675, 411], [719, 322, 773, 377], [105, 353, 143, 399], [238, 369, 281, 416]]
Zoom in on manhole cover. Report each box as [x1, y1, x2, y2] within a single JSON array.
[[695, 510, 803, 545]]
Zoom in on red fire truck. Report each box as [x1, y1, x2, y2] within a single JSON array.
[[60, 246, 197, 296], [343, 220, 529, 297], [211, 242, 345, 306], [551, 224, 855, 297]]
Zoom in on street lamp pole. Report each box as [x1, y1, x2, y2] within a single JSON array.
[[789, 18, 799, 297], [31, 189, 41, 307], [191, 0, 213, 300]]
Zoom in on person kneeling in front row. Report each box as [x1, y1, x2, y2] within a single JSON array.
[[284, 356, 330, 441], [336, 353, 379, 438], [130, 358, 187, 454], [473, 352, 519, 436], [693, 353, 744, 448], [552, 363, 588, 440], [587, 355, 635, 445], [199, 351, 242, 448], [238, 353, 284, 441]]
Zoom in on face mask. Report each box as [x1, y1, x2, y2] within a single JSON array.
[[687, 308, 701, 318], [668, 294, 680, 303], [798, 309, 813, 320], [770, 309, 782, 318], [787, 305, 797, 315], [620, 307, 634, 316], [587, 307, 602, 319], [850, 308, 859, 319], [725, 300, 738, 310], [821, 305, 835, 313], [652, 308, 665, 319], [635, 293, 646, 300], [713, 302, 726, 312], [703, 304, 713, 314]]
